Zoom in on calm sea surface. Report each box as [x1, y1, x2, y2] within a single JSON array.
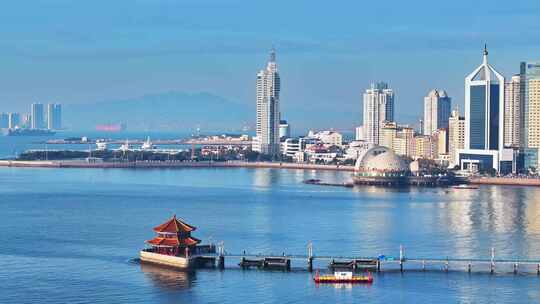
[[1, 137, 540, 303]]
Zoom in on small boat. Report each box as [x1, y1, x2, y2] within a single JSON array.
[[452, 184, 478, 190], [313, 271, 373, 284]]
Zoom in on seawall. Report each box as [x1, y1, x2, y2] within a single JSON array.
[[0, 160, 355, 172], [469, 177, 540, 187]]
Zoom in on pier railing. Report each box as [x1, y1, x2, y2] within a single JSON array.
[[213, 244, 540, 275]]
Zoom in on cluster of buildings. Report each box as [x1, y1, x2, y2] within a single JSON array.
[[357, 46, 540, 175], [251, 49, 368, 164], [0, 103, 62, 130], [249, 46, 540, 175]]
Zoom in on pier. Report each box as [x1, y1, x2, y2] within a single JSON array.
[[207, 243, 540, 275]]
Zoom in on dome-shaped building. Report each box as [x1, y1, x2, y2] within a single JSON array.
[[353, 146, 410, 185]]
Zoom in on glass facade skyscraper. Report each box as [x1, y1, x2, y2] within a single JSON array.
[[464, 47, 504, 152], [458, 46, 513, 173]]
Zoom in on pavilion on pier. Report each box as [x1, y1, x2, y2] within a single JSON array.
[[145, 215, 201, 257]]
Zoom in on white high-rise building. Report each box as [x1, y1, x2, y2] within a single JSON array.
[[520, 62, 540, 148], [8, 112, 20, 129], [423, 89, 451, 135], [504, 75, 521, 147], [362, 82, 394, 145], [355, 126, 364, 141], [254, 49, 281, 155], [520, 62, 540, 170], [448, 110, 465, 167]]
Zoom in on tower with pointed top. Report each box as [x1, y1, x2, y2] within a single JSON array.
[[457, 45, 515, 173], [254, 49, 281, 155], [464, 44, 504, 151]]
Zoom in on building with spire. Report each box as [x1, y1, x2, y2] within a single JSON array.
[[457, 45, 515, 173], [423, 89, 451, 135], [362, 82, 394, 145], [253, 49, 281, 156]]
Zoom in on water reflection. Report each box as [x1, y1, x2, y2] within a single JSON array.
[[140, 262, 196, 291]]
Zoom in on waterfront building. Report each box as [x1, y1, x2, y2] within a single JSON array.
[[432, 128, 448, 160], [281, 138, 301, 158], [423, 89, 451, 135], [520, 62, 540, 147], [362, 82, 394, 145], [47, 103, 62, 130], [304, 144, 341, 164], [254, 49, 281, 156], [379, 121, 397, 151], [278, 120, 290, 139], [457, 46, 514, 173], [521, 62, 540, 169], [308, 130, 343, 147], [8, 112, 20, 129], [355, 126, 364, 141], [414, 135, 433, 160], [0, 112, 8, 128], [395, 127, 415, 158], [344, 140, 373, 160], [448, 110, 465, 167], [377, 122, 415, 158], [353, 146, 410, 185], [31, 103, 45, 129], [504, 75, 521, 148]]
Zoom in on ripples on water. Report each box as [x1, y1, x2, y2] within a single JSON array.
[[1, 166, 540, 303]]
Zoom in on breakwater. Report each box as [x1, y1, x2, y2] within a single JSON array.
[[0, 160, 355, 172], [469, 176, 540, 186]]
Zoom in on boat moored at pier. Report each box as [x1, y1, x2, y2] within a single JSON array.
[[314, 271, 373, 284]]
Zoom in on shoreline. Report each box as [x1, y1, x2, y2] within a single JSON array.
[[0, 160, 355, 172], [469, 176, 540, 187], [3, 159, 540, 187]]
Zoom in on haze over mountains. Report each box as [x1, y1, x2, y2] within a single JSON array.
[[63, 91, 373, 134], [63, 91, 252, 132]]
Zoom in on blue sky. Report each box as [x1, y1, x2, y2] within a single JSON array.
[[1, 0, 539, 130]]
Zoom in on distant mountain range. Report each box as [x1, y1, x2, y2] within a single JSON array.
[[63, 90, 369, 134], [64, 91, 253, 132]]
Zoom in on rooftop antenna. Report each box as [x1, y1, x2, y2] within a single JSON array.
[[482, 43, 489, 64], [270, 46, 276, 62]]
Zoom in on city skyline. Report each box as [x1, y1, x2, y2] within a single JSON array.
[[1, 1, 540, 130]]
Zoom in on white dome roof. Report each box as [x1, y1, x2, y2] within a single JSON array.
[[355, 146, 409, 172], [410, 160, 420, 172]]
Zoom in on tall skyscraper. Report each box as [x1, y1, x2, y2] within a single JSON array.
[[31, 103, 45, 129], [520, 62, 540, 170], [448, 110, 465, 167], [47, 103, 62, 130], [520, 62, 540, 148], [8, 113, 20, 129], [458, 46, 513, 173], [362, 82, 394, 145], [423, 89, 451, 135], [504, 75, 521, 147], [254, 49, 281, 155]]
